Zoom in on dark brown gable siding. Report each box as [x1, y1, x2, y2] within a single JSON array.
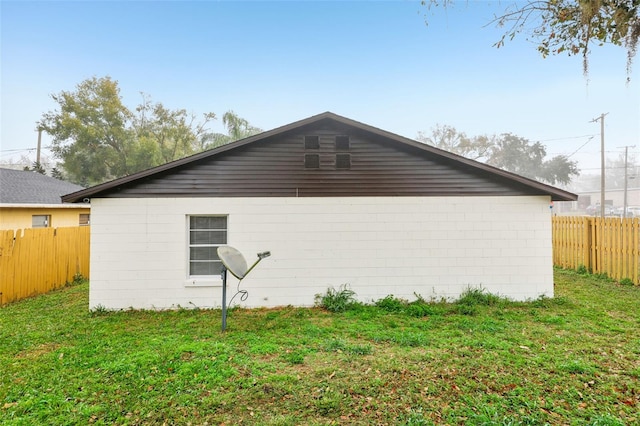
[[102, 128, 546, 198]]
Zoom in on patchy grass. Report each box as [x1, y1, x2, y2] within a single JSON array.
[[1, 269, 639, 425]]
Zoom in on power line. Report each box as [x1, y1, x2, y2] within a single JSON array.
[[534, 133, 599, 143], [565, 136, 594, 158], [0, 145, 54, 158], [0, 146, 54, 153], [0, 147, 36, 153]]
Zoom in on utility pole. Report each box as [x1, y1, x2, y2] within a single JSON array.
[[620, 145, 636, 218], [591, 113, 608, 217], [36, 128, 42, 165]]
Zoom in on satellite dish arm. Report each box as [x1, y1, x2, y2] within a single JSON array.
[[243, 251, 271, 279]]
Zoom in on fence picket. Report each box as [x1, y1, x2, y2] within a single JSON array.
[[0, 226, 90, 306]]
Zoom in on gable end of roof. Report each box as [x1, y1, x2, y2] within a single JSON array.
[[62, 112, 577, 202]]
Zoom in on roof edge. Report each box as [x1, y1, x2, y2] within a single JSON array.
[[0, 203, 91, 209]]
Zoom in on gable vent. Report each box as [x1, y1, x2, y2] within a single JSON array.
[[336, 135, 350, 151], [305, 154, 320, 169], [304, 135, 320, 150], [336, 153, 351, 170]]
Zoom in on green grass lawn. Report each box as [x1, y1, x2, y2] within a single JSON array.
[[1, 269, 639, 425]]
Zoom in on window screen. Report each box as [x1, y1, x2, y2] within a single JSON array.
[[189, 216, 227, 276]]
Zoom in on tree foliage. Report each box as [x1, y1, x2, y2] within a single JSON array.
[[23, 161, 46, 175], [423, 0, 640, 77], [417, 125, 493, 161], [203, 110, 264, 149], [417, 125, 580, 185], [38, 77, 261, 186]]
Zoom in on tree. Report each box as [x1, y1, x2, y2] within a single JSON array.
[[487, 133, 579, 185], [604, 150, 638, 189], [418, 125, 580, 185], [23, 161, 45, 175], [422, 0, 640, 77], [131, 94, 217, 166], [38, 77, 136, 185], [202, 110, 263, 149], [38, 77, 260, 186], [417, 124, 493, 161]]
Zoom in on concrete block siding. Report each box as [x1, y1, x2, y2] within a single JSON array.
[[89, 196, 553, 310]]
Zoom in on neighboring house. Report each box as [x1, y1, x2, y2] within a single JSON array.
[[63, 112, 576, 310], [0, 168, 90, 230]]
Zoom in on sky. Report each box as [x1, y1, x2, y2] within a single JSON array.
[[1, 0, 639, 183]]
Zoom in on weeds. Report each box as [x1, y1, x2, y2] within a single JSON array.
[[456, 287, 505, 306], [323, 338, 373, 355], [577, 264, 589, 275], [314, 284, 358, 312], [619, 277, 635, 286], [89, 304, 108, 316]]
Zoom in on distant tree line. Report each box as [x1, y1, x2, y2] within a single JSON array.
[[417, 125, 580, 186]]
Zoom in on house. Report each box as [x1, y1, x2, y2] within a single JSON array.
[[0, 168, 90, 230], [62, 112, 576, 310]]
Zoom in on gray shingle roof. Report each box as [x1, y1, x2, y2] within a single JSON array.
[[0, 168, 85, 204]]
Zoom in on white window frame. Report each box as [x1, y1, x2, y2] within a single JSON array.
[[186, 215, 227, 286]]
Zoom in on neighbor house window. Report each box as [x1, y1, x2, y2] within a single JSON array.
[[32, 215, 50, 228], [188, 216, 227, 277], [79, 214, 90, 226]]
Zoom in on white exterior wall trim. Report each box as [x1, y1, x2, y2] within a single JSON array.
[[89, 196, 553, 310]]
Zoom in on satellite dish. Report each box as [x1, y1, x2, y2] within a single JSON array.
[[217, 246, 249, 280], [216, 246, 271, 331]]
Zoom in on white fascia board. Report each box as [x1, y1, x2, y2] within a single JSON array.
[[0, 203, 91, 209]]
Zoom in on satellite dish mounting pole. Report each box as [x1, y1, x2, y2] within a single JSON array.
[[221, 265, 228, 332], [217, 246, 271, 332]]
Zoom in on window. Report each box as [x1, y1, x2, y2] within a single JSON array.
[[188, 216, 227, 277], [32, 215, 50, 228], [79, 214, 90, 226]]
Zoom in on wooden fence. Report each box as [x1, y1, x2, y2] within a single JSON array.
[[552, 216, 640, 284], [0, 226, 90, 306]]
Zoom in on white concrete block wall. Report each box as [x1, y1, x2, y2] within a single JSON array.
[[89, 196, 554, 310]]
